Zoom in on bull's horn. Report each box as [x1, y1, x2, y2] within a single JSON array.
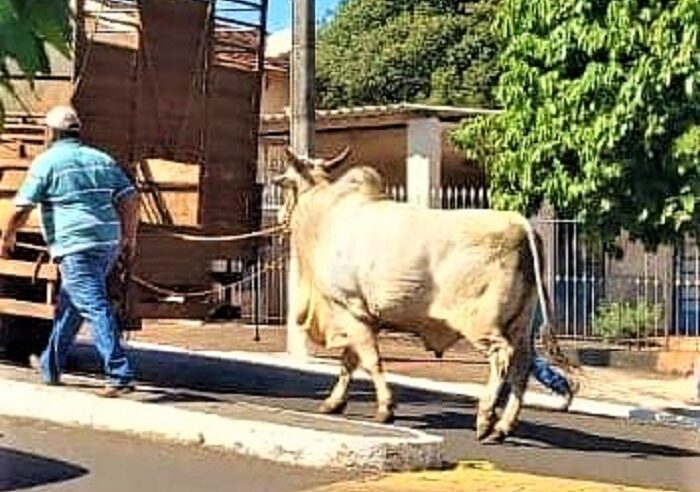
[[284, 146, 310, 171], [322, 146, 351, 172], [271, 173, 286, 185]]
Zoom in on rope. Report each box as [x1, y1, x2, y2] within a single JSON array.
[[14, 223, 289, 300], [15, 224, 286, 253], [15, 241, 46, 252], [130, 259, 284, 299], [152, 225, 287, 242]]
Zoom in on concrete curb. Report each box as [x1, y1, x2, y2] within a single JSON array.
[[128, 341, 700, 431], [0, 377, 444, 471], [628, 408, 700, 430]]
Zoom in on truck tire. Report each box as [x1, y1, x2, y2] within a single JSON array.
[[0, 317, 52, 364], [0, 278, 52, 365]]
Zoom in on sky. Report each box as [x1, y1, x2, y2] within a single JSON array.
[[266, 0, 343, 32]]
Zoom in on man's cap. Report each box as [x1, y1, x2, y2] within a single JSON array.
[[45, 105, 81, 131]]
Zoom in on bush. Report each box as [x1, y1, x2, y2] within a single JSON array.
[[594, 301, 663, 342]]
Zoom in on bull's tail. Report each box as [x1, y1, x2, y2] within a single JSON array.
[[521, 217, 581, 384]]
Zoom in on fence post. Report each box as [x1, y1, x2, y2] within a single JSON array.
[[253, 257, 261, 342], [406, 118, 441, 208], [693, 355, 700, 403]]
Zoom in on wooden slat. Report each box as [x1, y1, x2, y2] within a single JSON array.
[[0, 134, 46, 144], [0, 158, 30, 170], [0, 297, 54, 319], [0, 259, 58, 281]]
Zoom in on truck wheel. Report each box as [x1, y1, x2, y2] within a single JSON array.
[[0, 276, 52, 365], [0, 316, 52, 365]]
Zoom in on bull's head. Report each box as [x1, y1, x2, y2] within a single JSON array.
[[273, 146, 352, 224], [275, 146, 351, 190]]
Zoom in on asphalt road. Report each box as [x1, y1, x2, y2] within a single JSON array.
[[0, 416, 351, 492], [10, 344, 700, 491]]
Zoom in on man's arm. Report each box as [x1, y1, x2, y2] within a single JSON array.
[[116, 193, 140, 259], [1, 207, 33, 258]]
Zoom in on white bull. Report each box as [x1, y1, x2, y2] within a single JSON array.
[[276, 148, 574, 442]]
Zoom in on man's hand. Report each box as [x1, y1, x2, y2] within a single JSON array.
[[0, 232, 15, 259], [1, 207, 32, 259], [116, 193, 140, 263], [120, 235, 137, 262]]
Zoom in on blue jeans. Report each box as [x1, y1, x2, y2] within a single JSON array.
[[40, 246, 133, 387], [532, 355, 571, 396]]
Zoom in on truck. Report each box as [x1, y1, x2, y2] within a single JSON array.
[[0, 0, 271, 362]]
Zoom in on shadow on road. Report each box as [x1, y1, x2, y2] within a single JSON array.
[[69, 344, 474, 408], [512, 419, 700, 457], [401, 409, 699, 458], [0, 447, 88, 491]]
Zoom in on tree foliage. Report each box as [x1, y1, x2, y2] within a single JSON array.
[[316, 0, 499, 108], [0, 0, 71, 125], [454, 0, 700, 250]]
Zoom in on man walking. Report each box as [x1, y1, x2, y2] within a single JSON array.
[[0, 105, 140, 397]]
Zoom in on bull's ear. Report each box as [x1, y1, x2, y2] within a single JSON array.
[[284, 146, 309, 173], [322, 146, 351, 173]]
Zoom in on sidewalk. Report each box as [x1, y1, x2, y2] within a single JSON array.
[[0, 361, 442, 471], [128, 321, 699, 417]]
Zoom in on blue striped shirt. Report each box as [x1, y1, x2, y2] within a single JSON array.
[[14, 138, 136, 258]]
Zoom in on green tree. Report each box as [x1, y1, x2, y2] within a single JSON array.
[[454, 0, 700, 251], [316, 0, 499, 108], [0, 0, 72, 126]]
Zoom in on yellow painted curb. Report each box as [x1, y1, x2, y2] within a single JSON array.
[[307, 461, 674, 492]]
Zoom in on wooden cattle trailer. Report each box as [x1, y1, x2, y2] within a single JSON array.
[[0, 0, 269, 360]]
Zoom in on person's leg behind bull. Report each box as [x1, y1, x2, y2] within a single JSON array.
[[498, 302, 579, 412]]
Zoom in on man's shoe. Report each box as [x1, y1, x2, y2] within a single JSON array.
[[97, 385, 135, 398], [28, 354, 61, 386]]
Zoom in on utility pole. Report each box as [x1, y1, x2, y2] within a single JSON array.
[[286, 0, 315, 358], [290, 0, 315, 158]]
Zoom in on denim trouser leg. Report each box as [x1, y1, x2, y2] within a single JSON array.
[[40, 288, 83, 383], [531, 355, 571, 396], [40, 247, 133, 386]]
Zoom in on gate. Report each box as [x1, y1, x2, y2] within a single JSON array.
[[232, 182, 699, 345]]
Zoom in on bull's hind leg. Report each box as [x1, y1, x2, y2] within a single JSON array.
[[489, 337, 532, 443], [476, 336, 513, 441], [319, 347, 359, 414]]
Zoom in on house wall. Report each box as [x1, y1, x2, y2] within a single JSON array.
[[260, 122, 484, 187]]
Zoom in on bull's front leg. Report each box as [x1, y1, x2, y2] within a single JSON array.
[[319, 347, 359, 414], [326, 307, 394, 423], [354, 337, 394, 423]]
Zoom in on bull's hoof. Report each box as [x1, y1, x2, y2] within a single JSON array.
[[318, 400, 348, 415], [375, 406, 395, 424], [476, 417, 496, 442], [483, 429, 508, 444]]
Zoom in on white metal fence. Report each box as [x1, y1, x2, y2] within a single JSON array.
[[230, 182, 699, 348]]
